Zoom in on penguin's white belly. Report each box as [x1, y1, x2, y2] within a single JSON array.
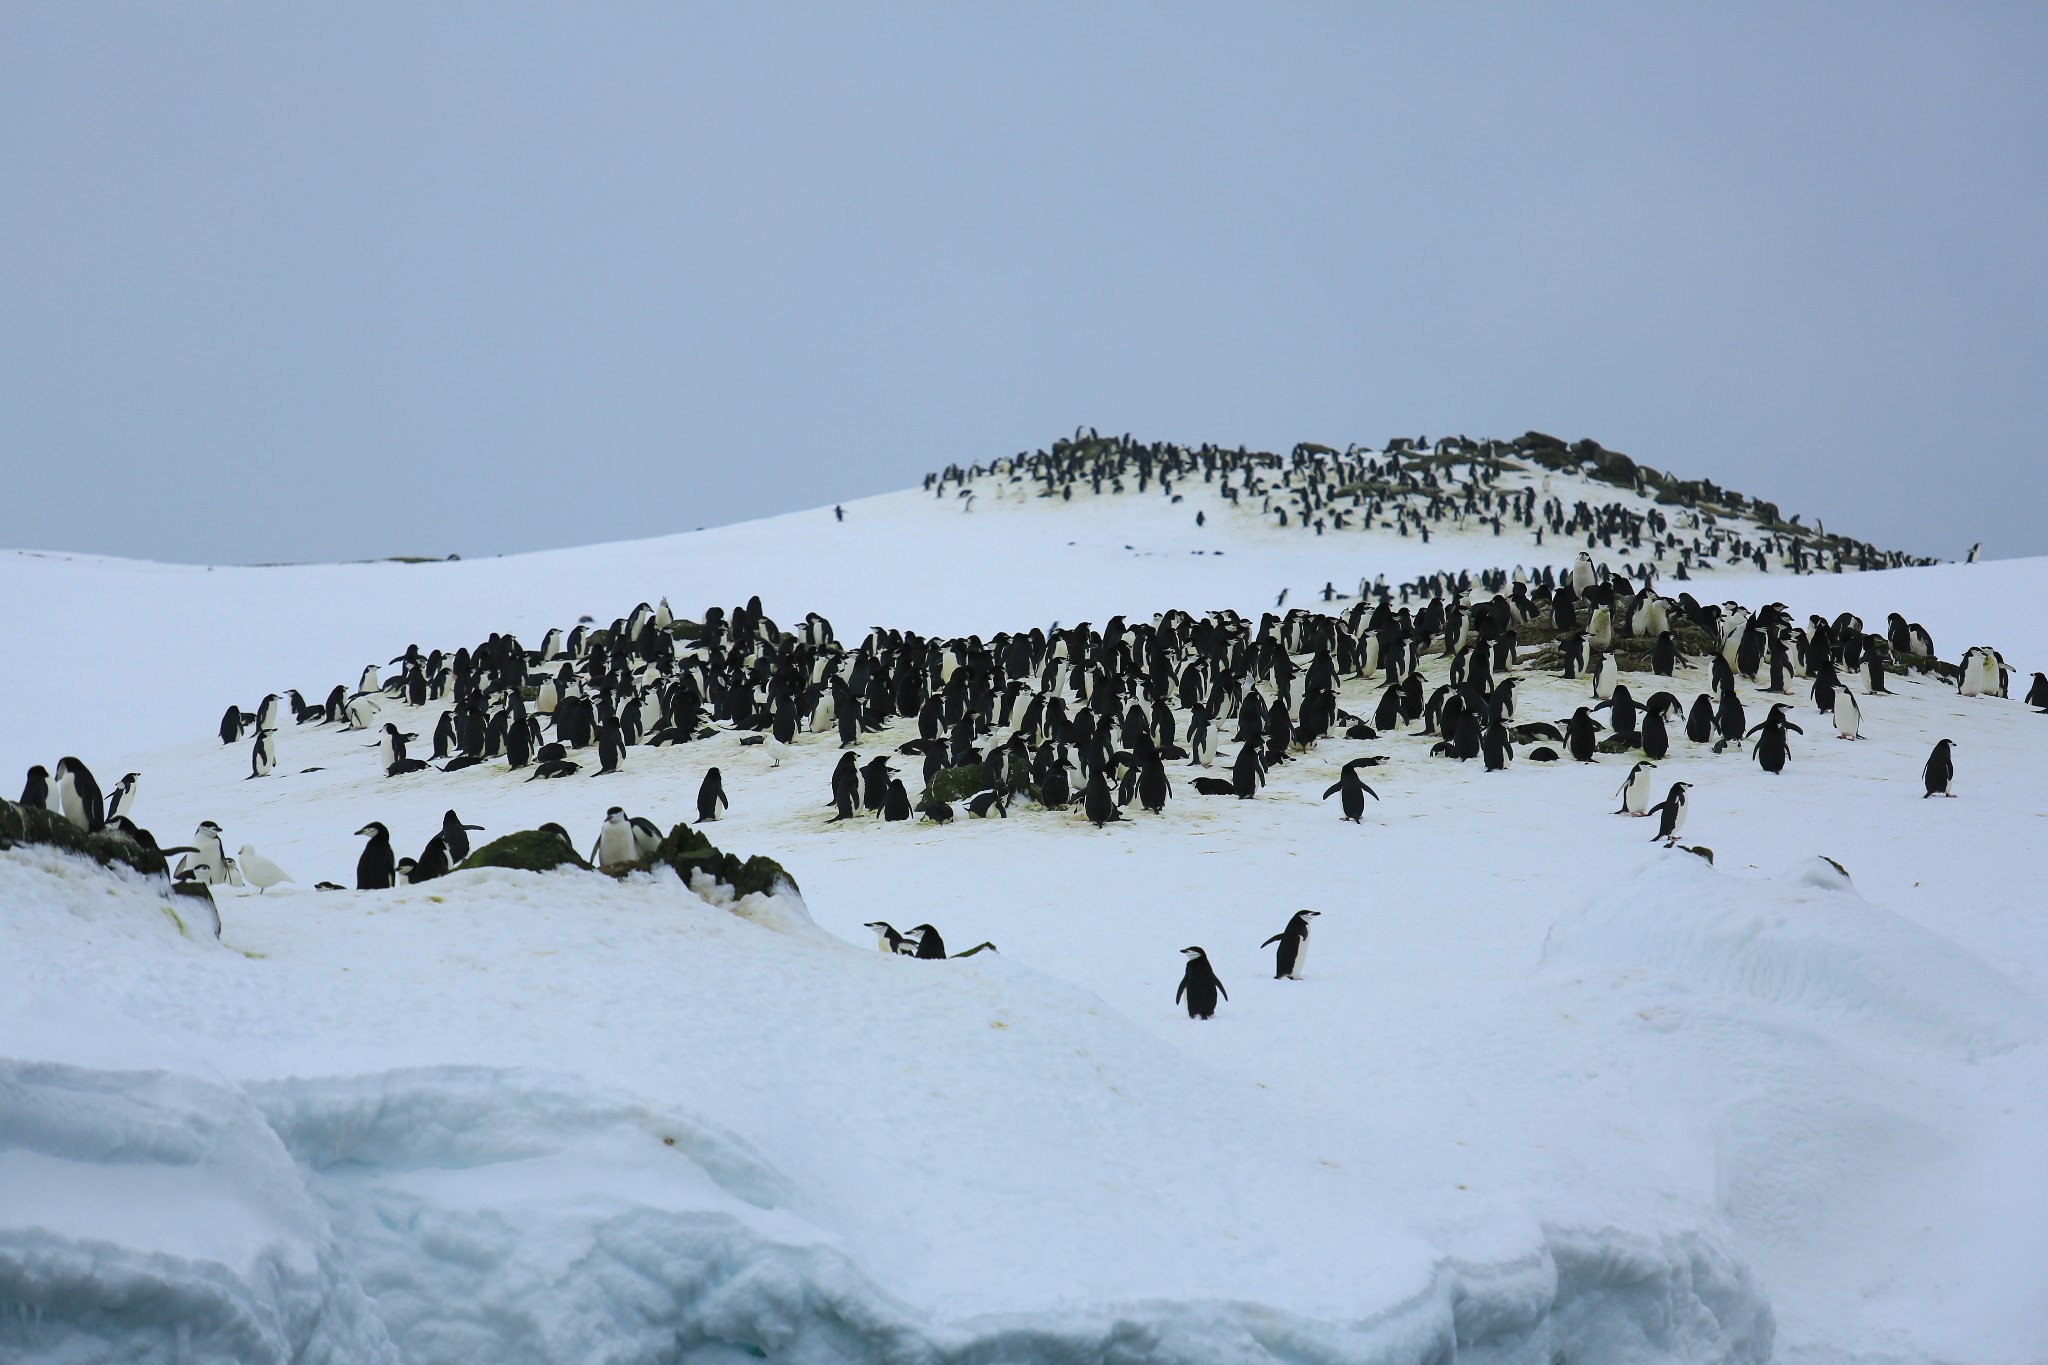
[[1290, 935, 1308, 980], [596, 825, 637, 867]]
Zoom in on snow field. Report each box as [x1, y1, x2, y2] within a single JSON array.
[[4, 466, 2046, 1363]]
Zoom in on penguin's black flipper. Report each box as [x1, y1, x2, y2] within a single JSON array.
[[1321, 782, 1343, 800], [1360, 784, 1379, 801], [1261, 933, 1284, 948]]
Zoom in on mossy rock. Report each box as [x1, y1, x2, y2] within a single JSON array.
[[1894, 651, 1958, 681], [0, 799, 170, 878], [649, 822, 797, 899], [460, 828, 589, 873], [1595, 733, 1640, 754], [923, 762, 988, 808]]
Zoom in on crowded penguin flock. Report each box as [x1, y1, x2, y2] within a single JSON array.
[[11, 433, 2042, 1021]]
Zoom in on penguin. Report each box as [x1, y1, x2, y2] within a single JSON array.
[[1320, 760, 1381, 822], [1747, 704, 1803, 775], [1481, 719, 1514, 771], [236, 843, 294, 896], [2026, 672, 2048, 711], [1261, 909, 1320, 980], [1591, 653, 1618, 701], [1685, 693, 1716, 744], [592, 807, 639, 868], [966, 789, 1008, 818], [440, 810, 485, 864], [697, 767, 729, 823], [175, 820, 229, 884], [883, 778, 912, 822], [1833, 686, 1862, 740], [1614, 760, 1657, 816], [1646, 781, 1693, 846], [828, 752, 860, 821], [1922, 739, 1956, 797], [1564, 708, 1604, 763], [52, 757, 105, 832], [219, 704, 246, 746], [864, 920, 914, 954], [1082, 766, 1124, 826], [630, 816, 664, 860], [107, 772, 140, 823], [527, 758, 580, 780], [19, 765, 51, 810], [249, 729, 277, 778], [908, 923, 948, 960], [411, 834, 452, 884], [355, 822, 397, 889], [1175, 947, 1227, 1020], [1229, 739, 1265, 798]]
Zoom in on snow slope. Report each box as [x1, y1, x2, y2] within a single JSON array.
[[5, 460, 2046, 1364]]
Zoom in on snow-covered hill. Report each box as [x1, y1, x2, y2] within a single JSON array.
[[4, 445, 2045, 1364]]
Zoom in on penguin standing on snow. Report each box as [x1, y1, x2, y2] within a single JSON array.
[[1262, 910, 1320, 980], [355, 822, 397, 889], [1614, 760, 1657, 816], [250, 729, 277, 778], [1175, 947, 1228, 1019], [1564, 708, 1604, 763], [2026, 672, 2048, 711], [1646, 781, 1693, 846], [440, 810, 485, 864], [1834, 686, 1862, 740], [1922, 739, 1957, 797], [882, 778, 912, 822], [1321, 759, 1381, 822], [697, 768, 729, 823], [1082, 766, 1124, 826], [828, 752, 860, 822]]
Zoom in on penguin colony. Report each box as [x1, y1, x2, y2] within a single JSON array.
[[16, 433, 2033, 1006], [925, 427, 1937, 584]]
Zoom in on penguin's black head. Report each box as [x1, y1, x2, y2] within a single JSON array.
[[1181, 946, 1206, 959], [606, 806, 625, 819], [356, 821, 387, 838]]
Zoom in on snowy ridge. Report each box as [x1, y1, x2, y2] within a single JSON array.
[[2, 846, 1774, 1364]]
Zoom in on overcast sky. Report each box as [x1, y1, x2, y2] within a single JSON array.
[[4, 5, 2044, 566]]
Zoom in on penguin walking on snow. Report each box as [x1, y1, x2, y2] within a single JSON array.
[[1176, 947, 1227, 1019], [1646, 781, 1693, 846], [1262, 910, 1320, 980], [1922, 740, 1956, 797], [697, 768, 728, 823], [1834, 686, 1862, 740], [1321, 760, 1381, 822], [1614, 760, 1657, 816], [355, 822, 396, 889]]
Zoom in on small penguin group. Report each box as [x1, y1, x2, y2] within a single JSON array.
[[353, 809, 485, 889], [860, 920, 997, 958], [1176, 909, 1321, 1020]]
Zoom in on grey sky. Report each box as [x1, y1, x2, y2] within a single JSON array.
[[4, 5, 2044, 566]]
